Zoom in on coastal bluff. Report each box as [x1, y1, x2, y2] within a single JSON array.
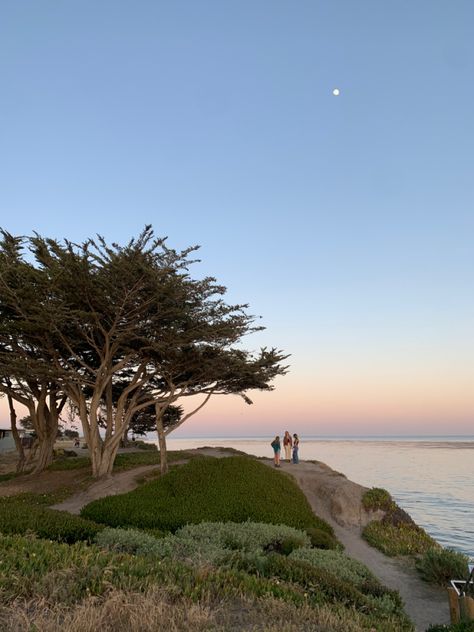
[[1, 446, 451, 631], [264, 454, 449, 632], [187, 448, 451, 632], [280, 458, 385, 528]]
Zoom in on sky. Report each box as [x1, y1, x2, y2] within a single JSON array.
[[0, 1, 473, 436]]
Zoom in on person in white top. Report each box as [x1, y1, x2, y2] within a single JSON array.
[[283, 431, 292, 462]]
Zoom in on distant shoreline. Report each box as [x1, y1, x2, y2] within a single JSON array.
[[164, 434, 474, 443]]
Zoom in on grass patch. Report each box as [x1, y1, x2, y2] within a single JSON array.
[[0, 592, 398, 632], [81, 456, 333, 534], [114, 451, 193, 470], [0, 471, 21, 482], [0, 496, 102, 543], [362, 489, 439, 558], [48, 456, 91, 471], [4, 489, 84, 506], [362, 521, 438, 557]]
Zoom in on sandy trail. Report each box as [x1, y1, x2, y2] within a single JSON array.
[[274, 458, 449, 632], [51, 464, 162, 514]]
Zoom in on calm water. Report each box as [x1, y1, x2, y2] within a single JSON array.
[[166, 436, 474, 558]]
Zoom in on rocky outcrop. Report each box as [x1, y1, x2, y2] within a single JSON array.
[[289, 460, 385, 528]]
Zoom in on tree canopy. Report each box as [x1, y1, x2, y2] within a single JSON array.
[[0, 227, 288, 477]]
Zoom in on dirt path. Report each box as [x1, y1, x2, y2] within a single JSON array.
[[275, 459, 450, 632], [46, 450, 230, 514], [51, 464, 161, 514]]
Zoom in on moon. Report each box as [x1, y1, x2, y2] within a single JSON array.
[[332, 88, 340, 96]]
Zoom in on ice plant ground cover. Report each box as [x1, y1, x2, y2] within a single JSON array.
[[80, 456, 335, 535]]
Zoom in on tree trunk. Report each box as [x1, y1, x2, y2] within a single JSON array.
[[79, 420, 115, 479], [79, 401, 108, 478], [25, 438, 39, 469], [155, 404, 168, 475], [30, 396, 60, 475], [120, 426, 129, 448], [93, 442, 121, 478], [7, 394, 26, 473], [32, 432, 56, 473], [72, 388, 135, 478]]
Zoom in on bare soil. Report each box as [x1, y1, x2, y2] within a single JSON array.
[[0, 468, 91, 497]]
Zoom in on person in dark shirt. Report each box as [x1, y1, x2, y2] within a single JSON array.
[[292, 433, 300, 464], [271, 435, 281, 467]]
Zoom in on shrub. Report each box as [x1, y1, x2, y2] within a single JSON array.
[[141, 527, 167, 539], [136, 442, 158, 451], [289, 548, 376, 586], [362, 520, 437, 556], [288, 547, 404, 615], [236, 553, 377, 610], [97, 527, 222, 564], [262, 555, 410, 627], [306, 526, 341, 550], [96, 522, 310, 565], [362, 487, 394, 511], [96, 527, 165, 556], [382, 504, 416, 527], [81, 456, 327, 532], [263, 535, 304, 556], [0, 497, 102, 543], [416, 547, 469, 585], [177, 521, 310, 553]]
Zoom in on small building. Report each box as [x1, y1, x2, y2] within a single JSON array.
[[0, 428, 16, 454]]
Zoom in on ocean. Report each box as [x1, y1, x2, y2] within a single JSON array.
[[166, 435, 474, 558]]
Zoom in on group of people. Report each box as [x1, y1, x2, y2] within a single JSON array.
[[271, 431, 299, 467]]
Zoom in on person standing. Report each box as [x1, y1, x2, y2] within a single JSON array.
[[283, 431, 292, 462], [271, 435, 281, 467], [292, 433, 300, 464]]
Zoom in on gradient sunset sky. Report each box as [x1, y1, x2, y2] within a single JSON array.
[[0, 1, 473, 436]]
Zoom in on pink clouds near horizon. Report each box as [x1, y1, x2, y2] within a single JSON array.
[[1, 367, 472, 437]]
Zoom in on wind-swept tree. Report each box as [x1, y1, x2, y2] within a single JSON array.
[[0, 227, 288, 478], [0, 233, 67, 472]]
